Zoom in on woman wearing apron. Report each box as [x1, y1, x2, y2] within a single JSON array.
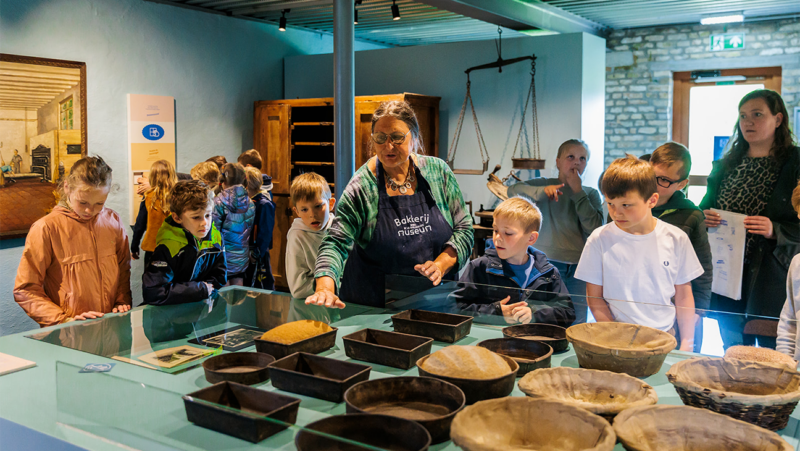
[[306, 101, 474, 308]]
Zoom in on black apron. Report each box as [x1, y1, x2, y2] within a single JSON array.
[[339, 160, 454, 307]]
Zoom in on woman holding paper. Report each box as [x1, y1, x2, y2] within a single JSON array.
[[701, 89, 800, 349]]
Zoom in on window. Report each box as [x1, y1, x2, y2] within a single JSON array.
[[60, 96, 74, 130]]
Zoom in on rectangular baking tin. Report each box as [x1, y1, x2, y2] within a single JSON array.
[[391, 309, 473, 343], [254, 326, 337, 359], [183, 381, 300, 443], [268, 352, 371, 402], [342, 328, 433, 369]]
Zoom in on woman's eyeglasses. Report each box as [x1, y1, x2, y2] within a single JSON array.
[[656, 176, 685, 188], [371, 130, 410, 145]]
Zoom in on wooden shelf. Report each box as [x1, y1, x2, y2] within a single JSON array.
[[293, 142, 334, 147], [292, 161, 335, 167], [293, 122, 334, 127]]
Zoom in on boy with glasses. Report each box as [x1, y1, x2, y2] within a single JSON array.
[[649, 142, 712, 352]]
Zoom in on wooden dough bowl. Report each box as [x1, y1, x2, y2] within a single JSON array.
[[566, 323, 676, 377], [518, 367, 657, 419], [450, 397, 616, 451], [344, 376, 465, 444], [613, 405, 793, 451], [416, 352, 518, 405], [295, 413, 431, 451], [666, 357, 800, 431]]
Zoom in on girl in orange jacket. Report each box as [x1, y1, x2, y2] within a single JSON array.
[[131, 159, 177, 265], [14, 156, 132, 327]]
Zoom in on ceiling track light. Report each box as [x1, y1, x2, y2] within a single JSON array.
[[392, 0, 400, 20], [700, 13, 744, 25], [279, 9, 289, 31]]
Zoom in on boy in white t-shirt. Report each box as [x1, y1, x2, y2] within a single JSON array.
[[575, 156, 703, 351]]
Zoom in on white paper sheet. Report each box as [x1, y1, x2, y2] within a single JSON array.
[[0, 352, 36, 376], [708, 208, 747, 300]]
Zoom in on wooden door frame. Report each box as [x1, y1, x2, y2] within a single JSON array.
[[672, 66, 781, 187], [672, 66, 781, 149], [0, 53, 88, 156]]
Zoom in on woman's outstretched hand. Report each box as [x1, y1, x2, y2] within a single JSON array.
[[414, 260, 444, 286], [305, 276, 346, 309]]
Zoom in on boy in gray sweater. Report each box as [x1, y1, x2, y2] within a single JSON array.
[[507, 139, 604, 323], [286, 172, 336, 299]]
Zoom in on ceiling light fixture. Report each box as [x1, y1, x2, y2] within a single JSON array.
[[392, 0, 400, 20], [354, 1, 359, 25], [279, 9, 289, 31], [700, 13, 744, 25]]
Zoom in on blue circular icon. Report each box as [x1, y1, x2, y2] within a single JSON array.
[[143, 124, 165, 141]]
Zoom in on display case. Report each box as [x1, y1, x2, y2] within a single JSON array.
[[3, 280, 800, 450]]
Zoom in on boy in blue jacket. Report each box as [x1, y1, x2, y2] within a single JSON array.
[[244, 167, 276, 290], [451, 196, 575, 327], [142, 180, 227, 305]]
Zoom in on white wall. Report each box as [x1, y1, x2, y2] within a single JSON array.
[[0, 0, 386, 336], [284, 33, 606, 212], [0, 110, 37, 170]]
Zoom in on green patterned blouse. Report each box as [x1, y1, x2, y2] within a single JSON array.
[[315, 155, 474, 289]]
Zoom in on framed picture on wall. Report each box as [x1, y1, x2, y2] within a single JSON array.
[[0, 54, 87, 240]]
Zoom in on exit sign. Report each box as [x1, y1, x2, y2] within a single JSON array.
[[710, 33, 745, 51]]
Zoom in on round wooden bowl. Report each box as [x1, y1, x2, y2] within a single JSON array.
[[566, 322, 676, 377], [450, 397, 615, 451], [202, 352, 275, 385], [295, 413, 431, 451], [503, 323, 569, 353], [518, 367, 657, 419], [666, 357, 800, 431], [613, 405, 793, 451], [416, 353, 519, 405], [477, 338, 552, 377], [344, 376, 465, 444]]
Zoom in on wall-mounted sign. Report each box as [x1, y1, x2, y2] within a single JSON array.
[[713, 136, 730, 161], [127, 94, 176, 225], [709, 33, 745, 51]]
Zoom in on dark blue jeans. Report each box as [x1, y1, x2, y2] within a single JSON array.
[[551, 261, 587, 325]]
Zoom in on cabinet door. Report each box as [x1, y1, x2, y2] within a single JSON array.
[[355, 102, 380, 169], [255, 103, 290, 194], [270, 193, 294, 290]]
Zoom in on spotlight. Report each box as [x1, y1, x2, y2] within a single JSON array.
[[279, 9, 288, 31], [391, 0, 400, 20], [354, 5, 358, 24]]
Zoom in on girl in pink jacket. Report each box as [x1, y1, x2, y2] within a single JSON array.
[[14, 156, 132, 327]]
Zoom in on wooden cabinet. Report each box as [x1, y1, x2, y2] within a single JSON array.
[[254, 93, 440, 290]]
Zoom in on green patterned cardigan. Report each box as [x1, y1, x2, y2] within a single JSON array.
[[314, 155, 474, 290]]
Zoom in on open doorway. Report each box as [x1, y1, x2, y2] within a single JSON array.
[[672, 67, 781, 204]]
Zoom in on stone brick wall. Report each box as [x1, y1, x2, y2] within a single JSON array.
[[604, 19, 800, 166]]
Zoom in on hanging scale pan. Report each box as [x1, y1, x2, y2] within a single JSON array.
[[511, 57, 545, 171]]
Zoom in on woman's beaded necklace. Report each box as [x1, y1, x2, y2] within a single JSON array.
[[386, 162, 415, 194]]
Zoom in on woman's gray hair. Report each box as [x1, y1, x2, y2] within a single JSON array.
[[370, 100, 424, 154]]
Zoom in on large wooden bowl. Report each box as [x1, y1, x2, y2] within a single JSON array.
[[450, 397, 615, 451], [666, 357, 800, 430], [566, 322, 676, 377], [518, 367, 657, 419], [613, 405, 793, 451]]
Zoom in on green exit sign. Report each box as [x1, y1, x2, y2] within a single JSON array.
[[710, 33, 745, 51]]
